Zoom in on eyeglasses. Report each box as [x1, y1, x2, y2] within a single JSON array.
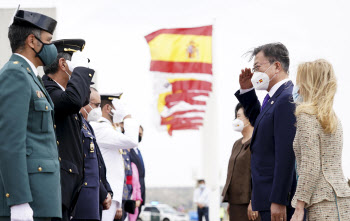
[[90, 102, 101, 108]]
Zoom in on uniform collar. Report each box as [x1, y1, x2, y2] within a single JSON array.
[[98, 116, 113, 125], [14, 53, 39, 76], [268, 78, 290, 97]]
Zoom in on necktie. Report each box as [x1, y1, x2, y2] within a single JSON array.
[[261, 94, 270, 111]]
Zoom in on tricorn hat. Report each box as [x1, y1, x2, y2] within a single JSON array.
[[12, 9, 57, 34]]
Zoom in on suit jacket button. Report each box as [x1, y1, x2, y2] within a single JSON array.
[[38, 167, 42, 172], [89, 74, 92, 77], [54, 125, 56, 129], [45, 106, 48, 110], [69, 169, 72, 173], [5, 193, 10, 198], [75, 116, 78, 120], [84, 182, 88, 186], [57, 141, 59, 145], [59, 157, 61, 161], [100, 179, 102, 183]]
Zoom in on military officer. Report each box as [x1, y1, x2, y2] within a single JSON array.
[[90, 94, 139, 221], [42, 39, 94, 220], [0, 9, 61, 221], [73, 87, 113, 220]]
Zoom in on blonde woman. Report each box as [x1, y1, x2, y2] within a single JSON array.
[[291, 59, 350, 221]]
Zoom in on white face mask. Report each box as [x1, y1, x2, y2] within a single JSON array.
[[64, 63, 71, 79], [199, 184, 205, 189], [109, 108, 120, 123], [251, 63, 276, 90], [87, 105, 102, 122], [232, 118, 249, 132]]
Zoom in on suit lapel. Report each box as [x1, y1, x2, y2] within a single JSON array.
[[10, 54, 54, 108], [251, 81, 293, 144]]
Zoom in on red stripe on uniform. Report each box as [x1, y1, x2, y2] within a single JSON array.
[[150, 61, 212, 74]]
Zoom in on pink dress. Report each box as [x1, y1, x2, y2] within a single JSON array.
[[128, 162, 143, 221]]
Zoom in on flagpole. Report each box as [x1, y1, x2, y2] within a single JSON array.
[[200, 18, 221, 221]]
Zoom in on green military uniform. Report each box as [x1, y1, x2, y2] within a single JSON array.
[[0, 54, 62, 219], [0, 9, 61, 220]]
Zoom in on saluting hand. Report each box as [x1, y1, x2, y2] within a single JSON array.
[[239, 68, 254, 89], [103, 193, 112, 210]]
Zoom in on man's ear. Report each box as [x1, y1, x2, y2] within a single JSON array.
[[59, 58, 67, 72], [26, 34, 36, 49], [275, 61, 282, 73]]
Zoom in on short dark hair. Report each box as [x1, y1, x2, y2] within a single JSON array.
[[101, 99, 112, 109], [249, 42, 290, 73], [198, 179, 205, 184], [235, 103, 247, 119], [43, 52, 72, 75], [8, 24, 41, 53]]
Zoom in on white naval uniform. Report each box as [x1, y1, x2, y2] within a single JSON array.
[[90, 117, 139, 221]]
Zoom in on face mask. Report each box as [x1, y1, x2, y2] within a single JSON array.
[[199, 184, 205, 189], [87, 105, 102, 122], [32, 36, 58, 66], [251, 63, 276, 90], [292, 85, 303, 103], [232, 118, 249, 132], [139, 135, 142, 143], [109, 108, 120, 123], [64, 63, 72, 79]]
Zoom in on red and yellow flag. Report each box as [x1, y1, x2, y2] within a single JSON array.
[[145, 25, 212, 74], [145, 25, 213, 135]]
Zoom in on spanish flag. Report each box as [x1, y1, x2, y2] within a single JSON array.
[[145, 25, 212, 74]]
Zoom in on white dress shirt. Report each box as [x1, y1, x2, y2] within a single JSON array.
[[14, 53, 39, 76], [90, 117, 139, 208], [193, 186, 210, 207]]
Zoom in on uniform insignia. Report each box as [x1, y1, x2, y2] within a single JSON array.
[[36, 91, 41, 98], [90, 142, 95, 153], [13, 61, 19, 64], [26, 67, 31, 72]]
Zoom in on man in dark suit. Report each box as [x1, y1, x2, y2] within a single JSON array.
[[235, 43, 297, 221], [43, 39, 94, 220], [129, 126, 146, 218]]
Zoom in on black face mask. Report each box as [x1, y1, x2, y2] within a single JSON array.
[[139, 135, 142, 143]]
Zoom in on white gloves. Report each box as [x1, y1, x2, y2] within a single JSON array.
[[123, 118, 140, 145], [111, 99, 128, 123], [65, 51, 90, 72], [10, 203, 33, 221]]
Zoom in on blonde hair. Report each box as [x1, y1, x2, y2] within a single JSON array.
[[295, 59, 337, 133]]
